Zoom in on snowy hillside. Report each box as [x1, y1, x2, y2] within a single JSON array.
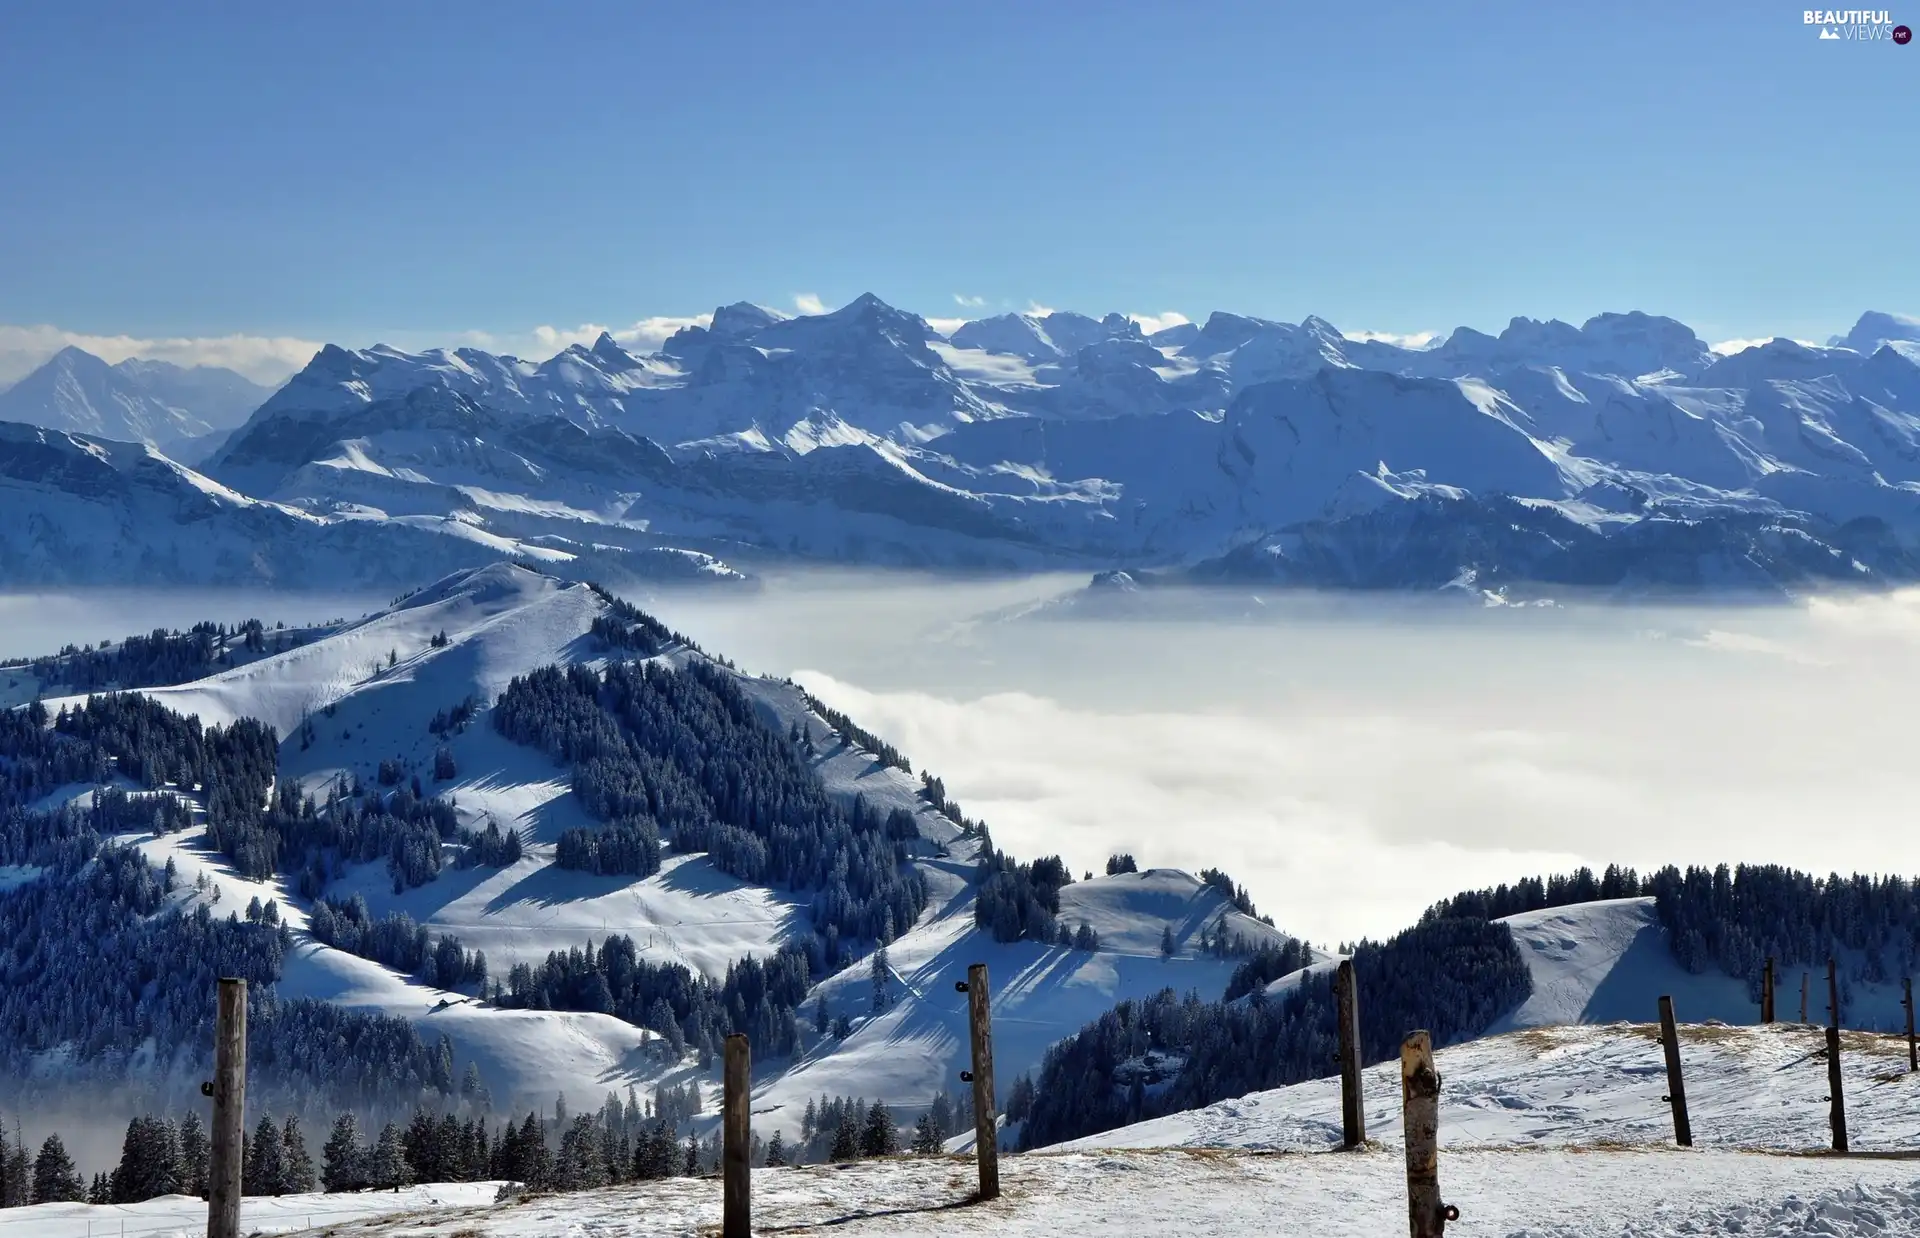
[[1065, 1020, 1920, 1154], [17, 564, 1299, 1129], [10, 300, 1920, 590]]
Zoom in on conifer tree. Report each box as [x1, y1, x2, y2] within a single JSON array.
[[244, 1113, 285, 1196], [178, 1113, 210, 1198], [911, 1113, 942, 1155], [32, 1133, 84, 1203], [368, 1123, 410, 1190], [859, 1102, 896, 1158], [828, 1111, 859, 1162], [765, 1130, 787, 1167], [322, 1114, 364, 1192], [281, 1116, 318, 1194]]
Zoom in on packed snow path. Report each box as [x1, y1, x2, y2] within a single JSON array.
[[200, 1149, 1920, 1237]]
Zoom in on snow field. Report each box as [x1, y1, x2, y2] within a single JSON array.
[[0, 1182, 502, 1238], [101, 1149, 1920, 1238]]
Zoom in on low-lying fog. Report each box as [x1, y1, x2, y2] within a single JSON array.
[[7, 574, 1917, 950], [650, 571, 1920, 947]]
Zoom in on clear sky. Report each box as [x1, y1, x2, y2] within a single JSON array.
[[0, 0, 1913, 382]]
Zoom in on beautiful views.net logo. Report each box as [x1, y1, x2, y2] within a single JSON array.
[[1803, 9, 1910, 40]]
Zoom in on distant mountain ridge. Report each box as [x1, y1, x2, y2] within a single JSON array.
[[0, 346, 273, 462], [4, 299, 1920, 593]]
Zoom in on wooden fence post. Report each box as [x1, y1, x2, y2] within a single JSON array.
[[1656, 995, 1692, 1147], [1761, 957, 1775, 1024], [959, 963, 999, 1201], [1904, 977, 1916, 1073], [1401, 1030, 1454, 1237], [1826, 958, 1848, 1153], [722, 1033, 750, 1238], [207, 978, 247, 1238], [1335, 959, 1365, 1149], [1801, 972, 1809, 1024]]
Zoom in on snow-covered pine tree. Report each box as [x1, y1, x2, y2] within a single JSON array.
[[281, 1116, 317, 1194], [31, 1134, 84, 1203]]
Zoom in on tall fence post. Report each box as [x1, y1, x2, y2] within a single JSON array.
[[1335, 959, 1366, 1149], [1761, 957, 1775, 1024], [1401, 1030, 1454, 1237], [1904, 977, 1916, 1073], [1826, 958, 1848, 1153], [958, 962, 999, 1201], [1656, 995, 1692, 1147], [722, 1033, 750, 1238], [1801, 972, 1809, 1024], [207, 977, 247, 1238]]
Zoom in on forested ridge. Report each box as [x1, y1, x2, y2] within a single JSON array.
[[0, 617, 329, 697], [1023, 862, 1920, 1148], [492, 658, 928, 943]]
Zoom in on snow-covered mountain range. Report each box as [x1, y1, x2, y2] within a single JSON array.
[[6, 297, 1920, 591], [0, 346, 272, 463]]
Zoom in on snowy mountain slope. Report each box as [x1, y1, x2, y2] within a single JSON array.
[[0, 419, 746, 588], [25, 564, 1296, 1126], [104, 294, 1919, 591], [1062, 1021, 1920, 1154], [746, 868, 1289, 1144], [0, 297, 1900, 592], [0, 345, 271, 458]]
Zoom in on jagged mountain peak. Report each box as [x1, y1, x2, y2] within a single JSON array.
[[709, 300, 785, 339], [1835, 310, 1920, 354]]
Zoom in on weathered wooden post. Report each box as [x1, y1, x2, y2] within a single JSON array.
[[1656, 995, 1692, 1147], [1335, 958, 1366, 1149], [722, 1033, 750, 1238], [1904, 977, 1916, 1073], [957, 963, 999, 1201], [207, 978, 247, 1238], [1401, 1030, 1454, 1237], [1801, 972, 1809, 1024], [1826, 958, 1848, 1153], [1761, 957, 1775, 1024]]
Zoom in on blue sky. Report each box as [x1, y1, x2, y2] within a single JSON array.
[[0, 0, 1912, 381]]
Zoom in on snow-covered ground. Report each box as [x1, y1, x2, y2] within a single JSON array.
[[1064, 1022, 1920, 1153], [0, 1182, 501, 1238], [44, 1149, 1917, 1238]]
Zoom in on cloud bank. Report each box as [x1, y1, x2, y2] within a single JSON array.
[[648, 572, 1920, 948]]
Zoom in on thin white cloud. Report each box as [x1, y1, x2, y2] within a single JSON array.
[[1345, 329, 1440, 349], [1025, 302, 1058, 318], [515, 315, 713, 359], [923, 317, 968, 338], [1709, 337, 1821, 355], [953, 294, 987, 309], [0, 323, 322, 387], [793, 293, 829, 316], [1128, 311, 1192, 336]]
